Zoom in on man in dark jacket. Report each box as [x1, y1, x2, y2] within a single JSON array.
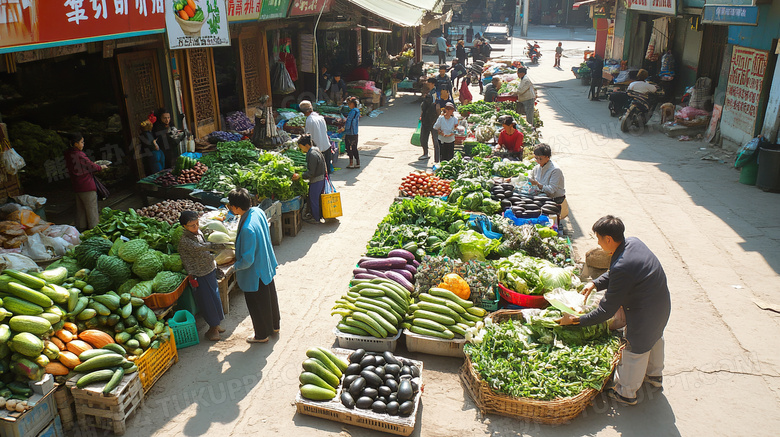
[[560, 215, 670, 406], [587, 55, 604, 101], [418, 78, 440, 161]]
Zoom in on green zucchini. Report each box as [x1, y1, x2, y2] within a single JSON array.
[[413, 310, 455, 326], [411, 317, 448, 332], [299, 372, 337, 392], [410, 325, 455, 339], [76, 369, 115, 389], [429, 287, 473, 307], [336, 323, 369, 336], [302, 358, 340, 388], [103, 367, 125, 395], [3, 269, 46, 289], [305, 348, 342, 378], [300, 384, 336, 401], [351, 311, 388, 338], [342, 317, 382, 338]]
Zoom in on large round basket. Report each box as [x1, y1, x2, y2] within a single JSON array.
[[175, 11, 207, 36], [459, 309, 623, 425]]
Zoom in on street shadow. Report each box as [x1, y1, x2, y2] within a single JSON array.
[[127, 337, 276, 436]]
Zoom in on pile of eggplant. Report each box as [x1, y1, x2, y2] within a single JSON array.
[[491, 183, 562, 219], [340, 349, 421, 417]]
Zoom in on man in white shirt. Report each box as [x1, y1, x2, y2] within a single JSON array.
[[516, 67, 536, 127], [628, 80, 658, 94], [299, 100, 333, 173], [529, 143, 568, 219]]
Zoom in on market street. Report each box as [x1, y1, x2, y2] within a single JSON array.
[[121, 33, 780, 437]]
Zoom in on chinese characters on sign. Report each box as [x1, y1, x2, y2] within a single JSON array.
[[226, 0, 262, 21], [721, 46, 768, 138], [625, 0, 676, 15], [290, 0, 333, 16], [1, 1, 165, 53]]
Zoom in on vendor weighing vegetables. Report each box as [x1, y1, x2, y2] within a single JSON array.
[[559, 216, 670, 406]]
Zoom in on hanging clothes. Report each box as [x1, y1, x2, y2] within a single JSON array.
[[278, 38, 298, 82]]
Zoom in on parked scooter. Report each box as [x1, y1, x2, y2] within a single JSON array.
[[620, 87, 664, 133], [526, 42, 541, 64]]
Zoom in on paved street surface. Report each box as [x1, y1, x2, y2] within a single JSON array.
[[120, 27, 780, 437]]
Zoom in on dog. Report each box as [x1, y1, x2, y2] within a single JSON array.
[[660, 103, 675, 124]]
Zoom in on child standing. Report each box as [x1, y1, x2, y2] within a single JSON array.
[[340, 97, 361, 169]]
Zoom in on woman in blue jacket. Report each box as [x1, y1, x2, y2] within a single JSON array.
[[227, 188, 280, 343]]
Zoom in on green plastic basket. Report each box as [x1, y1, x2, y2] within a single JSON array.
[[168, 310, 199, 349]]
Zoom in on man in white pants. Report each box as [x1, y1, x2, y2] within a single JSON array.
[[559, 215, 670, 405]]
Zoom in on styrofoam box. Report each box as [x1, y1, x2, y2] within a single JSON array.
[[333, 328, 401, 352], [404, 329, 467, 358], [0, 388, 57, 437], [28, 374, 54, 396]]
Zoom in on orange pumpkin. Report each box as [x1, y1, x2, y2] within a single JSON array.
[[78, 330, 115, 349], [437, 273, 471, 300], [45, 362, 70, 376], [58, 351, 81, 369], [65, 339, 93, 356]]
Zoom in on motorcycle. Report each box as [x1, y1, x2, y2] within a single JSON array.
[[525, 41, 541, 64], [620, 88, 664, 133]]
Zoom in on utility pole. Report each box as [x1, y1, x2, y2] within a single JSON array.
[[523, 0, 529, 37], [515, 0, 522, 36]]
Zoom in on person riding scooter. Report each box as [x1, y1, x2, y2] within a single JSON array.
[[620, 70, 663, 132], [527, 41, 541, 63]]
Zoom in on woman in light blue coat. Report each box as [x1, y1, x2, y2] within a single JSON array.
[[227, 188, 280, 343]]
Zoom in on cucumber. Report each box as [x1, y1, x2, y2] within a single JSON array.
[[417, 301, 460, 320], [74, 353, 125, 372], [120, 302, 132, 319], [377, 296, 405, 318], [135, 305, 148, 322], [428, 287, 473, 307], [466, 306, 488, 317], [78, 349, 115, 361], [413, 310, 455, 326], [299, 371, 336, 392], [130, 297, 145, 307], [444, 300, 468, 315], [38, 284, 70, 304], [364, 309, 398, 335], [89, 301, 112, 317], [315, 347, 348, 372], [9, 332, 44, 357], [418, 293, 451, 307], [124, 364, 138, 374], [3, 269, 46, 289], [76, 369, 115, 389], [8, 316, 51, 335], [410, 325, 455, 339], [336, 323, 369, 336], [449, 324, 467, 336], [102, 343, 126, 354], [305, 348, 342, 378], [76, 308, 97, 321], [7, 381, 33, 397], [69, 296, 89, 317], [351, 311, 388, 338], [342, 317, 382, 338], [103, 367, 125, 395], [358, 289, 384, 298], [302, 358, 340, 388], [3, 296, 44, 315], [300, 384, 336, 401], [460, 311, 482, 322], [94, 295, 120, 311], [353, 301, 399, 324], [411, 317, 448, 332]]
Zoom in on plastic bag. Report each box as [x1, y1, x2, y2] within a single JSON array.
[[21, 233, 53, 260], [44, 224, 81, 246], [13, 195, 46, 210], [272, 63, 295, 95], [1, 148, 26, 175], [7, 209, 40, 228], [0, 252, 39, 272], [735, 136, 767, 168]]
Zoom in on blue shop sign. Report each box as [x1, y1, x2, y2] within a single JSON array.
[[702, 5, 759, 25]]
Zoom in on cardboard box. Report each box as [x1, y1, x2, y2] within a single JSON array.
[[0, 388, 57, 437]]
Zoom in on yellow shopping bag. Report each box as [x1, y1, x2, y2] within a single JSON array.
[[321, 176, 342, 219]]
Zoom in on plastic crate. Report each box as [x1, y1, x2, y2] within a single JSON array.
[[477, 292, 501, 312], [333, 328, 401, 352], [136, 327, 178, 393], [174, 286, 199, 315], [497, 283, 548, 308], [404, 329, 466, 357], [142, 275, 190, 310], [280, 196, 303, 213], [168, 310, 199, 349]]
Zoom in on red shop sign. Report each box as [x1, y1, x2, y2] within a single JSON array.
[[1, 1, 165, 53], [289, 0, 334, 16]]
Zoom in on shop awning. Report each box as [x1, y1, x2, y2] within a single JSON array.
[[572, 0, 597, 10], [398, 0, 444, 14], [344, 0, 427, 27], [420, 10, 454, 35]]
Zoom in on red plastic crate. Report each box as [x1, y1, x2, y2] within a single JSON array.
[[497, 283, 549, 308]]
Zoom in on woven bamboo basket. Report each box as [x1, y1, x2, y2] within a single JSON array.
[[459, 309, 623, 425]]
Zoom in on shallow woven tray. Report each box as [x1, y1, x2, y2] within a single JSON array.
[[459, 309, 623, 424]]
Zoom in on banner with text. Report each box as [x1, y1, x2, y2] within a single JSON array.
[[0, 1, 165, 54], [290, 0, 333, 17], [226, 0, 263, 21], [259, 0, 291, 20], [625, 0, 676, 15], [721, 45, 769, 143], [166, 0, 231, 49]]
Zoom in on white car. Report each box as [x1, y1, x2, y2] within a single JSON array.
[[483, 23, 510, 43]]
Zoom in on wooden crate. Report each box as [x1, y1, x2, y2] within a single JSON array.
[[282, 210, 302, 237], [218, 265, 238, 315], [53, 384, 75, 431], [67, 373, 143, 436]]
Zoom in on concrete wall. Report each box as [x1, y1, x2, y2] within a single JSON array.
[[728, 2, 780, 50]]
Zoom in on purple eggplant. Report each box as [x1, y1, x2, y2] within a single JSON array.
[[359, 257, 408, 270], [390, 269, 414, 283], [354, 273, 378, 280], [385, 270, 414, 292], [403, 264, 418, 276], [365, 269, 388, 279], [387, 249, 415, 262], [411, 260, 420, 268], [353, 268, 368, 276]]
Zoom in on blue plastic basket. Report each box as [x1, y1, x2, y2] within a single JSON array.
[[168, 310, 199, 349], [281, 196, 303, 213]]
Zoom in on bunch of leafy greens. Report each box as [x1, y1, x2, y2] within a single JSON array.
[[367, 223, 450, 256], [457, 101, 498, 115], [495, 252, 573, 295], [81, 208, 173, 253], [464, 318, 620, 400], [379, 197, 470, 231], [236, 153, 308, 201], [199, 140, 259, 167], [196, 163, 242, 192], [9, 122, 68, 180], [441, 230, 501, 262], [493, 160, 532, 178]]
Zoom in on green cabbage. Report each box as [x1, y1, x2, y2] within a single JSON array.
[[441, 230, 499, 262], [132, 251, 164, 281], [118, 239, 149, 263], [538, 265, 572, 293], [129, 280, 154, 298]]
